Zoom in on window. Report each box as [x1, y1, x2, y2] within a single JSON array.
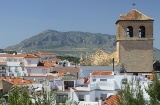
[[2, 67, 5, 69], [126, 26, 133, 37], [64, 81, 74, 89], [100, 79, 107, 81], [139, 26, 145, 38], [93, 79, 96, 82]]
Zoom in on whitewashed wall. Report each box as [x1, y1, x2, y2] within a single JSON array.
[[25, 67, 50, 76], [24, 58, 40, 66]]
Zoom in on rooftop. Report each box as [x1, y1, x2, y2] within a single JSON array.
[[103, 95, 120, 105], [1, 76, 37, 86], [91, 71, 113, 76], [116, 9, 154, 23]]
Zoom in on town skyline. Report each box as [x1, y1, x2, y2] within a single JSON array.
[[0, 0, 159, 49]]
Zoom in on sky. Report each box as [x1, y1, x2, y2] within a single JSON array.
[[0, 0, 159, 49]]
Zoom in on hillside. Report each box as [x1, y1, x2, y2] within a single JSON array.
[[5, 29, 160, 60], [6, 30, 116, 56]]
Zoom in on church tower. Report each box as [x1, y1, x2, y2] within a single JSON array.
[[116, 9, 154, 72]]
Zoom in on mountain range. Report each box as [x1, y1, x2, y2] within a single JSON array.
[[5, 29, 160, 60]]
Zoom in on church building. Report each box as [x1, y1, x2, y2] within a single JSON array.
[[116, 9, 154, 73]]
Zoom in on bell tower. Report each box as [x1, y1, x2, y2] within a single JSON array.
[[116, 9, 154, 72]]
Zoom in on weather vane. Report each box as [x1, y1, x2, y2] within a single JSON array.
[[132, 3, 136, 9]]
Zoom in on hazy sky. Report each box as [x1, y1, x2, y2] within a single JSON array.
[[0, 0, 159, 49]]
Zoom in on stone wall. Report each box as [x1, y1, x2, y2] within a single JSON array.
[[116, 20, 153, 72]]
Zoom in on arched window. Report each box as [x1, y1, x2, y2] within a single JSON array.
[[139, 26, 145, 38], [126, 26, 133, 37]]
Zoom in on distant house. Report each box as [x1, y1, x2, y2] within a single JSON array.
[[36, 52, 56, 61], [0, 53, 41, 77], [67, 71, 151, 104], [1, 76, 37, 95], [51, 74, 84, 103]]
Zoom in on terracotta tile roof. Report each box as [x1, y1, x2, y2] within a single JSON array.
[[141, 74, 153, 80], [121, 9, 154, 20], [116, 9, 154, 24], [0, 54, 26, 57], [38, 62, 54, 67], [84, 77, 90, 84], [103, 95, 120, 105], [59, 72, 65, 76], [0, 62, 7, 65], [1, 76, 37, 86], [0, 54, 40, 58], [23, 75, 56, 79], [91, 71, 113, 76], [24, 54, 40, 58]]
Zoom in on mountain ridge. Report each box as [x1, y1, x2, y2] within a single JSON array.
[[5, 29, 160, 60]]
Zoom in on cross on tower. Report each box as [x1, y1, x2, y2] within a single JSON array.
[[132, 3, 136, 9]]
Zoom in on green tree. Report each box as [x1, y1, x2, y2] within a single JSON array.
[[146, 72, 160, 105], [8, 87, 22, 105], [21, 88, 32, 105], [8, 87, 32, 105], [118, 78, 146, 105]]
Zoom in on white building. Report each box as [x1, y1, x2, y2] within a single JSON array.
[[67, 71, 150, 104]]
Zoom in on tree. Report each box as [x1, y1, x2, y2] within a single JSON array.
[[118, 78, 146, 105], [146, 72, 160, 105], [8, 87, 22, 105], [7, 86, 58, 105], [8, 86, 32, 105], [21, 88, 32, 105]]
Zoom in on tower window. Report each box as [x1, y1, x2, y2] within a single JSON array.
[[139, 26, 145, 38], [126, 26, 133, 37]]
